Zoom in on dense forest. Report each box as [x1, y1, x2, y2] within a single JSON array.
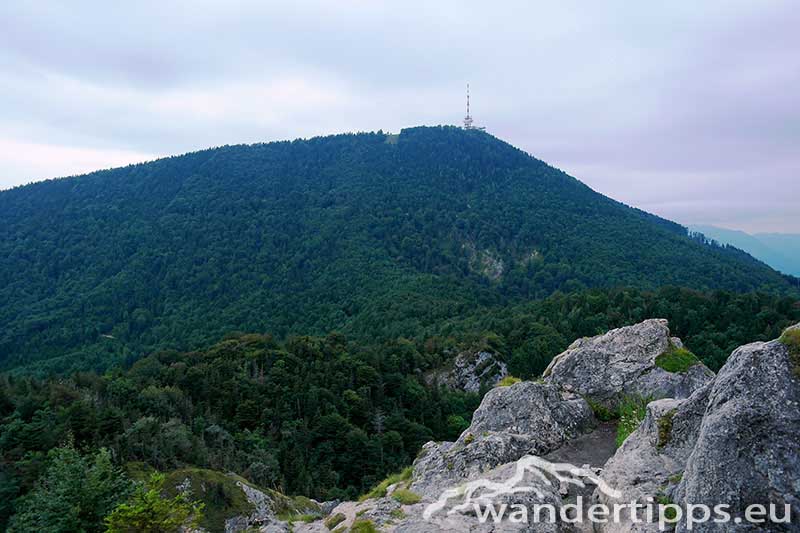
[[2, 286, 798, 530], [1, 127, 796, 374]]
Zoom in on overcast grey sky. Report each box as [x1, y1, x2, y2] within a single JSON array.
[[1, 1, 798, 232]]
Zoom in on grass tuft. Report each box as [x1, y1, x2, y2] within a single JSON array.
[[586, 398, 618, 421], [391, 488, 421, 505], [324, 512, 346, 530], [668, 472, 683, 484], [163, 468, 254, 533], [359, 466, 413, 501], [497, 375, 521, 387], [350, 519, 379, 533], [655, 343, 700, 373], [779, 328, 800, 378], [656, 493, 678, 520], [615, 396, 651, 448], [390, 508, 406, 519], [657, 409, 676, 449]]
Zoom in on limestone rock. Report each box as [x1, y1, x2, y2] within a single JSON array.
[[543, 319, 714, 407], [673, 325, 800, 531], [411, 382, 594, 498], [426, 348, 509, 393], [228, 480, 289, 533], [594, 323, 800, 532]]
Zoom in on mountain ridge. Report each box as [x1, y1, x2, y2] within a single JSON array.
[[689, 224, 800, 276]]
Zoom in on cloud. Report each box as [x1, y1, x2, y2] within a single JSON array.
[[0, 0, 797, 232], [0, 138, 159, 187]]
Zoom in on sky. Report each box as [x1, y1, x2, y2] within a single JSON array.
[[1, 1, 798, 233]]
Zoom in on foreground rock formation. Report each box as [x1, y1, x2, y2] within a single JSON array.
[[411, 382, 595, 498], [598, 323, 800, 532], [543, 319, 714, 408], [208, 320, 800, 532]]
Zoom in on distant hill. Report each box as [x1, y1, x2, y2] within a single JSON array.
[[0, 126, 796, 372], [689, 225, 800, 277]]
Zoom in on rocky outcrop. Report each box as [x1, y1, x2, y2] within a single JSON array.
[[463, 242, 505, 281], [595, 323, 800, 532], [673, 325, 800, 531], [543, 319, 714, 408], [411, 381, 595, 498], [226, 481, 289, 533], [172, 470, 291, 533], [426, 349, 509, 393]]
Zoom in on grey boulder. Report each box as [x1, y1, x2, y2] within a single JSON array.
[[544, 319, 714, 408], [673, 324, 800, 531], [411, 381, 594, 498]]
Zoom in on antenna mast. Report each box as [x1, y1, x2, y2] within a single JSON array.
[[463, 83, 484, 131], [463, 83, 474, 129]]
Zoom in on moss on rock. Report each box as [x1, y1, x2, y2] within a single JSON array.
[[657, 409, 676, 449], [325, 512, 346, 530], [779, 327, 800, 378], [655, 343, 700, 373], [391, 488, 421, 505], [163, 468, 254, 533]]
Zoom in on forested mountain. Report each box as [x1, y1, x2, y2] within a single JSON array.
[[0, 126, 796, 373]]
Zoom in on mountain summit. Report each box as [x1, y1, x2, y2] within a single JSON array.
[[0, 126, 794, 371]]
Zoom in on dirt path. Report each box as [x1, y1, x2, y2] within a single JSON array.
[[543, 422, 619, 532], [544, 421, 618, 468]]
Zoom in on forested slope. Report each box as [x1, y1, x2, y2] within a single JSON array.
[[0, 126, 795, 372]]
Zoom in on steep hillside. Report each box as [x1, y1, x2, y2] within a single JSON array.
[[0, 126, 795, 371]]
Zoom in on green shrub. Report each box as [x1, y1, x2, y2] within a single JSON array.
[[655, 344, 700, 373], [9, 445, 132, 533], [657, 410, 676, 449], [497, 375, 521, 387], [105, 473, 204, 533], [269, 490, 322, 522], [463, 433, 475, 445], [325, 512, 346, 530], [350, 519, 379, 533], [358, 467, 413, 501], [779, 328, 800, 378], [615, 396, 651, 448], [656, 493, 678, 520], [586, 398, 618, 421], [391, 489, 421, 505]]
